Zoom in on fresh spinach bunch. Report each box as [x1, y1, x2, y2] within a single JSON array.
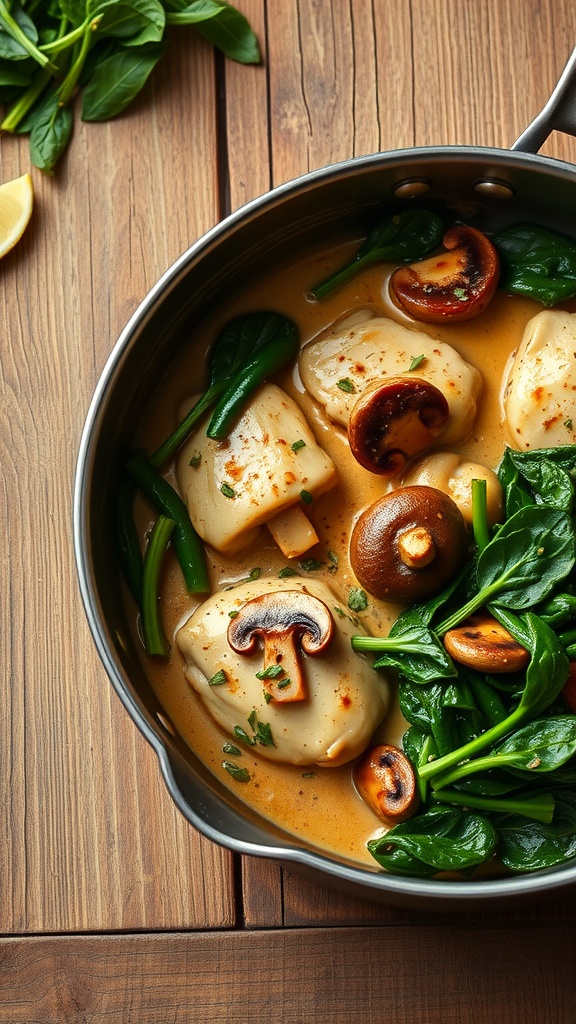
[[0, 0, 260, 173], [354, 445, 576, 878]]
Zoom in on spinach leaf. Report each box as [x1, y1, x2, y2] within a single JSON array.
[[150, 312, 300, 465], [168, 0, 261, 64], [494, 223, 576, 306], [0, 1, 39, 60], [363, 625, 457, 684], [498, 445, 576, 513], [28, 90, 73, 174], [311, 209, 444, 299], [431, 715, 576, 790], [81, 41, 165, 120], [497, 791, 576, 872], [92, 0, 166, 46], [368, 806, 496, 877], [478, 506, 575, 609]]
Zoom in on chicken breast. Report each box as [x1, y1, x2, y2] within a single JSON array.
[[299, 310, 482, 444], [176, 577, 389, 767], [176, 382, 337, 554], [503, 309, 576, 450]]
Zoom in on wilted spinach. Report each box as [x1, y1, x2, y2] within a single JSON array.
[[311, 208, 444, 299], [0, 0, 260, 172], [368, 806, 497, 878], [493, 223, 576, 306]]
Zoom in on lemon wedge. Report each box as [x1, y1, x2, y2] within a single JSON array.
[[0, 172, 33, 258]]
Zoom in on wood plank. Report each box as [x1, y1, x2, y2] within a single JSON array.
[[0, 29, 235, 933], [1, 926, 575, 1023]]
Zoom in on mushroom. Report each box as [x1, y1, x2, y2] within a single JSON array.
[[353, 744, 420, 824], [176, 577, 391, 766], [176, 382, 337, 557], [400, 451, 504, 527], [347, 376, 449, 476], [350, 485, 469, 602], [390, 225, 500, 322], [227, 590, 334, 702], [298, 311, 482, 446], [443, 614, 530, 673]]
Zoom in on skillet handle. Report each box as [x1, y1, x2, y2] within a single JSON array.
[[512, 47, 576, 153]]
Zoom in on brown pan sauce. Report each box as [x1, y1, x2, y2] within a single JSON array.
[[130, 235, 550, 867]]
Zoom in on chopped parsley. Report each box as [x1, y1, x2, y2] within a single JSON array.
[[247, 710, 275, 747], [220, 482, 235, 498], [228, 609, 239, 619], [299, 557, 323, 572], [565, 419, 574, 431], [348, 587, 368, 612], [291, 439, 306, 452], [208, 669, 227, 687], [336, 377, 356, 393], [222, 742, 242, 756], [234, 725, 256, 746], [222, 761, 250, 783], [277, 678, 292, 690], [189, 449, 202, 467], [278, 566, 299, 579], [300, 489, 313, 505], [408, 354, 426, 371], [256, 664, 284, 680]]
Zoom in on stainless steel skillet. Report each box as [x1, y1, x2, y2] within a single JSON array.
[[74, 47, 576, 910]]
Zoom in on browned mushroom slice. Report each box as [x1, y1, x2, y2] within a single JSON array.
[[227, 590, 334, 702], [353, 744, 420, 824], [390, 225, 499, 323], [443, 614, 530, 673], [348, 377, 449, 476], [349, 485, 469, 603]]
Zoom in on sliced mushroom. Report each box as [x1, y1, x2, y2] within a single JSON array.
[[353, 744, 420, 824], [348, 377, 449, 476], [176, 382, 337, 556], [443, 614, 530, 673], [390, 225, 500, 322], [350, 485, 469, 602], [400, 451, 504, 527], [176, 577, 391, 766], [227, 590, 334, 702], [298, 312, 482, 447]]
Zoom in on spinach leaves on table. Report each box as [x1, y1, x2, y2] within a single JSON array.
[[354, 443, 576, 879], [0, 0, 260, 172]]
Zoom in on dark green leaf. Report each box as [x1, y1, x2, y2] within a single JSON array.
[[368, 806, 496, 877], [494, 223, 576, 306], [497, 791, 576, 871], [311, 208, 444, 298], [0, 1, 38, 60], [81, 42, 165, 120], [368, 625, 457, 684], [90, 0, 165, 45], [476, 506, 575, 609], [167, 0, 260, 63], [494, 715, 576, 772], [28, 91, 73, 173]]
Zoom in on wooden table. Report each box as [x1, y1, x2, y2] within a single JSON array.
[[3, 2, 576, 1020]]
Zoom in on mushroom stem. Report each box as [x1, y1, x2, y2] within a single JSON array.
[[397, 526, 436, 568], [266, 504, 320, 559]]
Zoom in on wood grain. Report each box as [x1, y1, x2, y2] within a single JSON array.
[[1, 926, 575, 1023], [0, 29, 234, 934], [1, 3, 576, 1010]]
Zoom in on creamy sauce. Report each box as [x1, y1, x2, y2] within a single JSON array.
[[129, 236, 551, 866]]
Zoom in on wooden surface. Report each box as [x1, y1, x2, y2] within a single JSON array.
[[2, 0, 576, 1018]]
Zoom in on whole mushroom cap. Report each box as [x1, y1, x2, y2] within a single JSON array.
[[350, 485, 469, 603]]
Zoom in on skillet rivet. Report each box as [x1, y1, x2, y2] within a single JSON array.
[[473, 180, 515, 199], [392, 178, 432, 199]]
